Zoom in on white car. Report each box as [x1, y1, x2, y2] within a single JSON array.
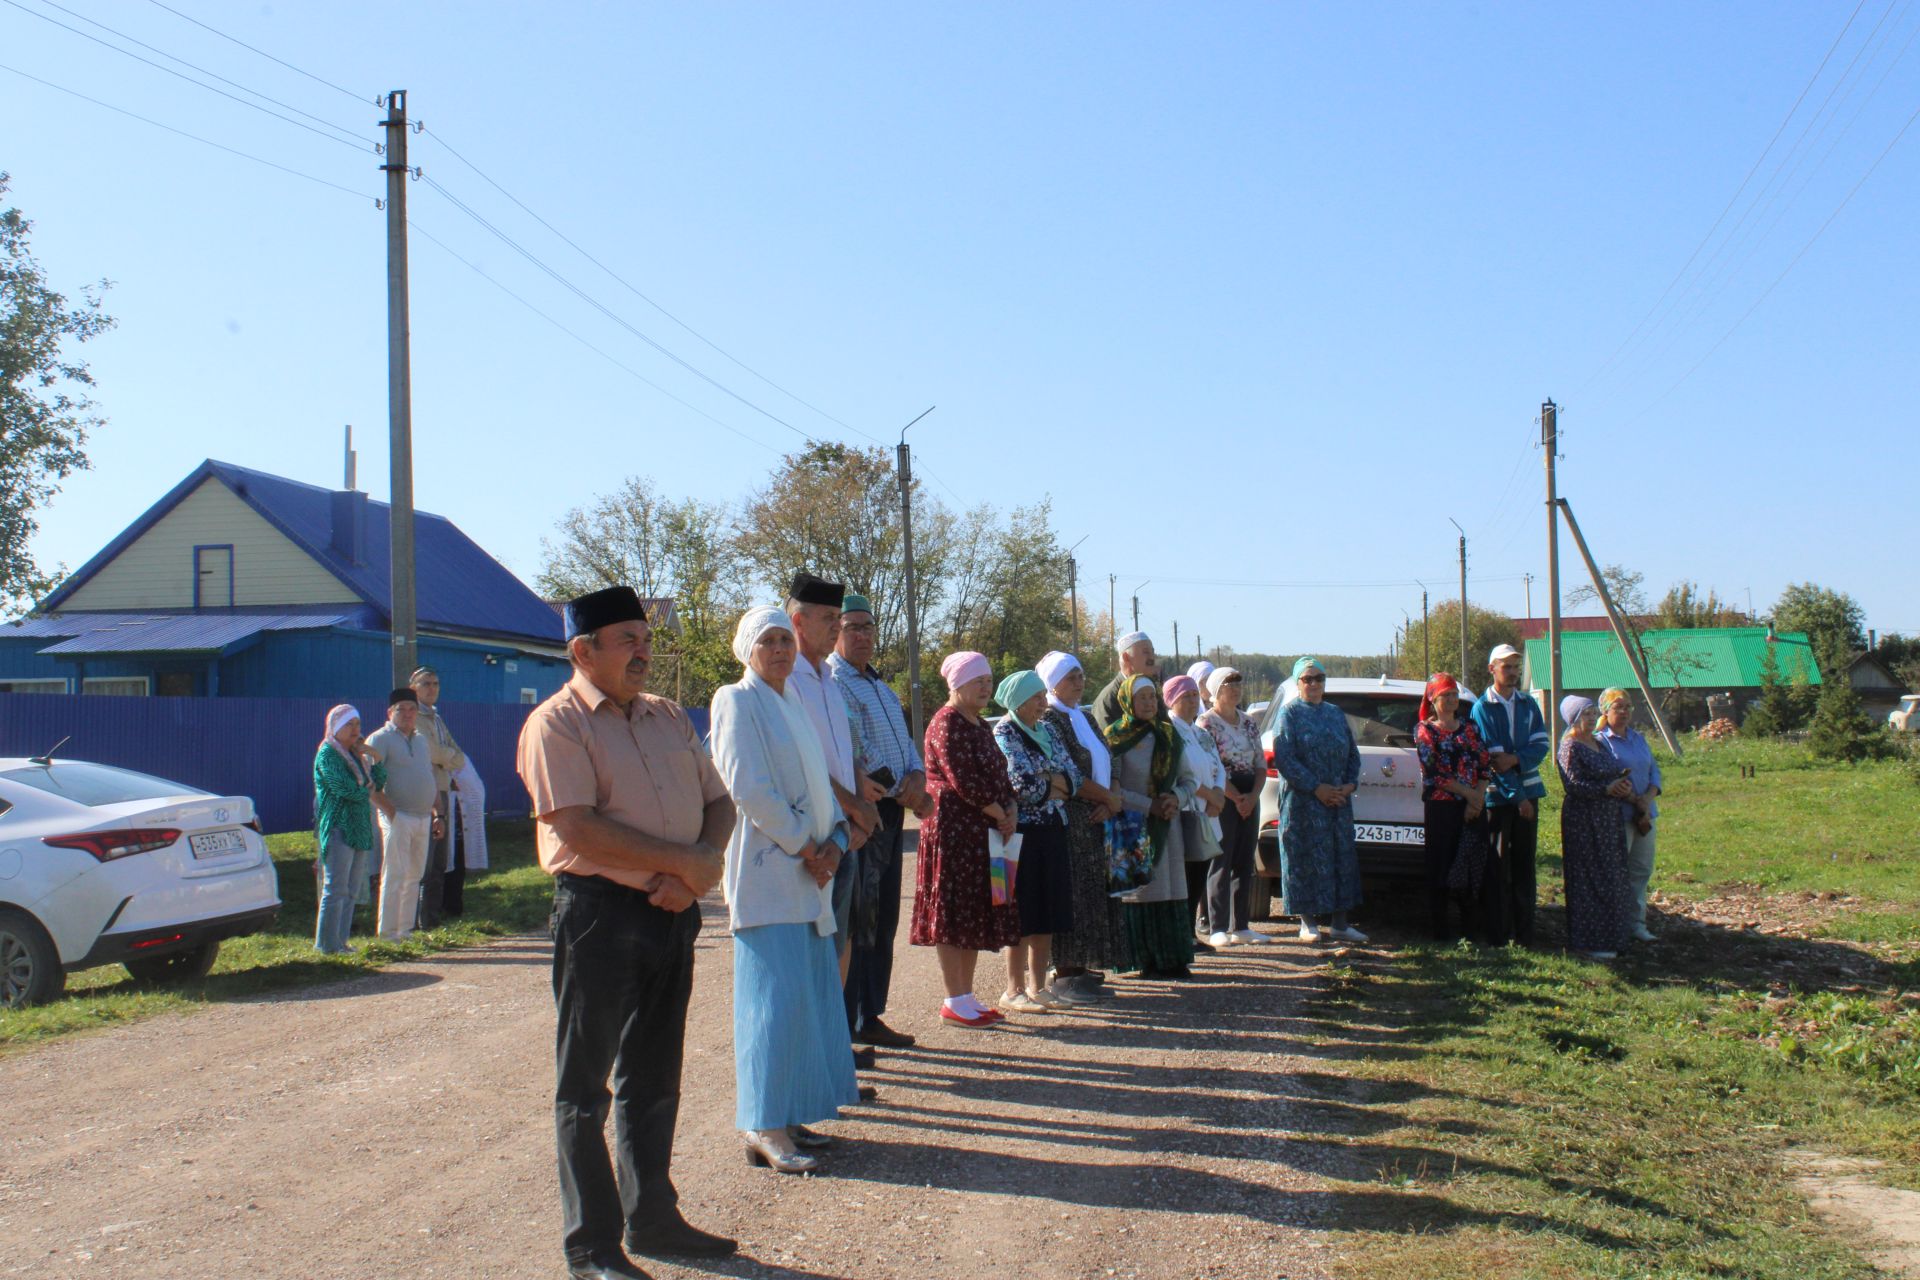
[[1889, 695, 1920, 734], [0, 757, 280, 1008], [1251, 675, 1476, 919]]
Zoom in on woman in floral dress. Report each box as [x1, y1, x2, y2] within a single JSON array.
[[1198, 667, 1271, 946], [991, 668, 1080, 1013], [1555, 695, 1635, 960], [1037, 650, 1132, 1001], [1415, 672, 1490, 940], [910, 650, 1021, 1027], [1271, 656, 1365, 945]]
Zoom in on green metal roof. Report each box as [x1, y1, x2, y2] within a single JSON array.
[[1523, 627, 1823, 690]]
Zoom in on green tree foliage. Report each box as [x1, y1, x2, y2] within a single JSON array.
[[1870, 633, 1920, 692], [1771, 582, 1866, 675], [1743, 640, 1789, 737], [1, 174, 114, 615], [1807, 679, 1895, 762], [1390, 600, 1520, 685], [1654, 582, 1750, 629]]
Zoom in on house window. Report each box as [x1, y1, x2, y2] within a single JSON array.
[[83, 677, 151, 696], [194, 544, 234, 608], [0, 678, 69, 694], [156, 672, 195, 697], [520, 687, 538, 705]]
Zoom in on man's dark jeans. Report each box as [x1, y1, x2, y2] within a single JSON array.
[[551, 873, 698, 1264], [845, 799, 905, 1033], [1484, 803, 1538, 946], [416, 788, 449, 929]]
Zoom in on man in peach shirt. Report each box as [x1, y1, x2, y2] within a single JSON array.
[[518, 586, 735, 1280]]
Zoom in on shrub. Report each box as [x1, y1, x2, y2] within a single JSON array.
[[1807, 681, 1898, 762]]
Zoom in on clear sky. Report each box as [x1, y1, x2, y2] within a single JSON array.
[[4, 1, 1916, 659]]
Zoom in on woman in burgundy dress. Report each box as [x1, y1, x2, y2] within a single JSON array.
[[910, 650, 1021, 1028]]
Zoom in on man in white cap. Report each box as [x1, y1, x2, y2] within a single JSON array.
[[1469, 642, 1549, 946], [1091, 631, 1158, 735]]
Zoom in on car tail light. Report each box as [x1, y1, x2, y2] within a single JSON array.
[[130, 933, 185, 950], [243, 819, 263, 834], [1265, 746, 1278, 779], [43, 828, 182, 862]]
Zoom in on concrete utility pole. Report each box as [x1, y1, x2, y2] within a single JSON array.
[[897, 407, 934, 739], [343, 425, 357, 490], [1419, 584, 1430, 678], [1172, 620, 1180, 665], [1544, 399, 1563, 742], [381, 90, 417, 687], [1558, 498, 1683, 755], [1067, 535, 1088, 657], [1451, 518, 1469, 682], [1108, 575, 1117, 651], [1524, 572, 1534, 620]]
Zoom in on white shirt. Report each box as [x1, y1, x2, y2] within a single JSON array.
[[1482, 684, 1522, 744], [789, 650, 855, 791]]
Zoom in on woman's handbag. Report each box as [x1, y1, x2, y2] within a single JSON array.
[[1106, 810, 1155, 894], [1182, 810, 1224, 862]]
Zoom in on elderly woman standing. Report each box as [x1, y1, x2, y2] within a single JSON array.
[[992, 669, 1080, 1013], [1596, 688, 1662, 943], [1272, 657, 1365, 945], [1200, 667, 1271, 945], [1165, 674, 1227, 950], [1036, 651, 1131, 1003], [313, 705, 388, 954], [709, 607, 859, 1173], [910, 651, 1020, 1028], [1556, 695, 1637, 961], [1106, 675, 1196, 979], [1415, 673, 1491, 941]]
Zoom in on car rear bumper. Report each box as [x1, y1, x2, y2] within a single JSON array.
[[69, 903, 280, 971], [1256, 835, 1425, 880]]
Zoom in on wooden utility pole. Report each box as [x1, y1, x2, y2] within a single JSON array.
[[1108, 575, 1117, 651], [1172, 620, 1180, 665], [381, 90, 417, 687], [1067, 535, 1087, 657], [1524, 572, 1534, 620], [1421, 585, 1430, 677], [1558, 498, 1683, 754], [897, 407, 934, 739], [1544, 399, 1563, 741]]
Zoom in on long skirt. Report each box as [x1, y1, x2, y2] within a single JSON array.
[[1124, 900, 1196, 973], [732, 923, 859, 1131], [1014, 821, 1074, 937], [1052, 808, 1131, 971]]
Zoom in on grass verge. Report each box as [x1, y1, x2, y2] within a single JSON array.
[[0, 819, 552, 1053]]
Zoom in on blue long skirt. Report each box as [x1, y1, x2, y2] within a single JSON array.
[[732, 922, 860, 1131]]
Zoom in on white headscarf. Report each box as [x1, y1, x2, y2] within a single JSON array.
[[1039, 651, 1111, 787], [322, 704, 369, 783], [1187, 660, 1216, 691]]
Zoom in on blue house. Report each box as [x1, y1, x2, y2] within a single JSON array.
[[1, 460, 574, 703]]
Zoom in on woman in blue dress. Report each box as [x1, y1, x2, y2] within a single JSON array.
[[1271, 657, 1366, 944]]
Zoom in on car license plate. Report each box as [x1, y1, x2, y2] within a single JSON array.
[[1354, 823, 1425, 847], [190, 829, 248, 858]]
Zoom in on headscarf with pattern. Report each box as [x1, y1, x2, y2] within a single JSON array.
[[1103, 674, 1185, 866]]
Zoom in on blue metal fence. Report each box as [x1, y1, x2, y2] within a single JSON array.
[[0, 693, 712, 834]]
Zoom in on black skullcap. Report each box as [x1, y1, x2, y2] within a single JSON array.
[[389, 687, 419, 707], [564, 585, 649, 640], [787, 571, 845, 609]]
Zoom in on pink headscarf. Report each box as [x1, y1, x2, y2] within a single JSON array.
[[940, 650, 992, 692], [1162, 674, 1198, 708]]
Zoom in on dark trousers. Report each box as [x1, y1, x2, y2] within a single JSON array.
[[1189, 857, 1211, 935], [846, 799, 904, 1032], [1484, 803, 1538, 945], [1423, 800, 1466, 939], [416, 788, 449, 929], [551, 873, 698, 1264], [442, 799, 467, 918], [1207, 803, 1258, 934]]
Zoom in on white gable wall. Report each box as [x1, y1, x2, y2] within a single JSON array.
[[59, 478, 361, 610]]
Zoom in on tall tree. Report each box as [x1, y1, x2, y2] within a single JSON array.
[[1770, 582, 1866, 675], [1391, 601, 1520, 684], [1, 174, 114, 615], [1654, 582, 1749, 629]]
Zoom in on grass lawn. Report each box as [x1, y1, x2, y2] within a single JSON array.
[[1326, 737, 1920, 1278], [0, 819, 553, 1053]]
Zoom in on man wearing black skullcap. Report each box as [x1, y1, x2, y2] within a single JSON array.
[[518, 585, 738, 1279], [363, 685, 444, 940]]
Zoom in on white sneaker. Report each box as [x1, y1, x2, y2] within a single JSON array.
[[1328, 925, 1370, 944], [1003, 991, 1048, 1013], [1233, 929, 1277, 945], [1298, 922, 1325, 944], [1028, 988, 1067, 1010], [1207, 931, 1236, 947]]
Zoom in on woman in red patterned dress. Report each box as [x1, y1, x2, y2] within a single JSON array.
[[910, 650, 1020, 1028]]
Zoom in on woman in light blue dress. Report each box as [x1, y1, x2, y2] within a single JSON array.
[[1271, 656, 1366, 944], [709, 606, 859, 1174]]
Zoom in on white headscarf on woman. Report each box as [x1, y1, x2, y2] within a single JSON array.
[[322, 704, 370, 783], [1037, 649, 1111, 787], [732, 606, 837, 847]]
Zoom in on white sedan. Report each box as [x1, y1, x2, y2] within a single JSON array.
[[1250, 675, 1476, 919], [0, 757, 280, 1008]]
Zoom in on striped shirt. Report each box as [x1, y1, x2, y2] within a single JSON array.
[[828, 653, 924, 798]]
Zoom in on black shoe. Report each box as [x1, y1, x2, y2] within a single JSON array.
[[857, 1083, 879, 1101], [567, 1254, 652, 1280], [852, 1046, 877, 1070], [623, 1215, 737, 1260], [852, 1017, 917, 1048], [1192, 939, 1216, 954]]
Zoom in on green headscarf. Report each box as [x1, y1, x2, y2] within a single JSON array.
[[1103, 674, 1185, 865], [995, 669, 1055, 752]]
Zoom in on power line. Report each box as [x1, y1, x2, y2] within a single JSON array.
[[417, 172, 841, 447], [0, 60, 375, 202], [1100, 569, 1530, 591], [142, 0, 367, 104], [2, 0, 368, 152], [419, 125, 885, 447], [26, 0, 366, 146], [1576, 0, 1871, 395], [407, 218, 782, 457]]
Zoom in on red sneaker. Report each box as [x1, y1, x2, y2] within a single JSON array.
[[940, 1005, 999, 1028]]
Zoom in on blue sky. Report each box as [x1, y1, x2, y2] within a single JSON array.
[[5, 1, 1916, 659]]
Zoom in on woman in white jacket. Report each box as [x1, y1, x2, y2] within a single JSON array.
[[708, 606, 858, 1175]]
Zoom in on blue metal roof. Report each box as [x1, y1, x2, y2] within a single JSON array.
[[30, 612, 352, 657], [38, 461, 564, 645]]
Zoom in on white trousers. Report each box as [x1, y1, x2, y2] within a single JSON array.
[[453, 758, 488, 870], [377, 810, 432, 938]]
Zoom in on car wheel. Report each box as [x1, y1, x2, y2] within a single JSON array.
[[125, 941, 220, 986], [1249, 874, 1273, 922], [0, 909, 65, 1009]]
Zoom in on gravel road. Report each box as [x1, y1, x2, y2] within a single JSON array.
[[2, 860, 1347, 1280]]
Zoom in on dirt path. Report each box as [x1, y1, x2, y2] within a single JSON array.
[[1, 871, 1347, 1279]]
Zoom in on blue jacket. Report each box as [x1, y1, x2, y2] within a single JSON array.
[[1471, 688, 1549, 803]]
